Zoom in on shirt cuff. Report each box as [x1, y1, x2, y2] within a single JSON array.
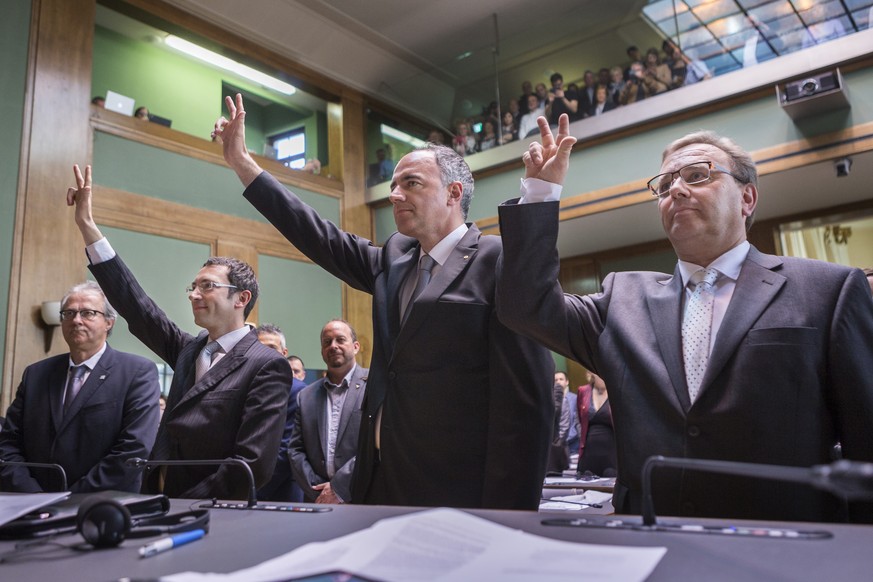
[[519, 177, 563, 204], [85, 237, 116, 265]]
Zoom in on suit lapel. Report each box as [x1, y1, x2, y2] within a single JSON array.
[[336, 368, 366, 443], [397, 227, 479, 343], [699, 249, 784, 395], [387, 247, 418, 341], [177, 332, 256, 406], [56, 346, 116, 433], [646, 267, 693, 412], [50, 358, 70, 433]]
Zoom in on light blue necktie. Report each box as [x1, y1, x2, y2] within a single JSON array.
[[682, 268, 719, 402]]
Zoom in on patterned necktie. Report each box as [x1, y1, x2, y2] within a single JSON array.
[[403, 254, 436, 324], [682, 268, 719, 403], [195, 340, 221, 382], [63, 365, 88, 413]]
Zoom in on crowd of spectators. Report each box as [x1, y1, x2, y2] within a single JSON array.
[[438, 41, 712, 157]]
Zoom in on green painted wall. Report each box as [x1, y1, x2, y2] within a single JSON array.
[[0, 0, 31, 389], [94, 226, 207, 364], [92, 132, 340, 224], [257, 254, 344, 367], [93, 25, 323, 158]]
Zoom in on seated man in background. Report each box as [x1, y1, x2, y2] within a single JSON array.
[[290, 320, 368, 503], [498, 115, 873, 522], [256, 323, 307, 502], [0, 282, 160, 493], [67, 165, 291, 500]]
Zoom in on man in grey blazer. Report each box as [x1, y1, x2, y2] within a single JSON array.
[[290, 320, 367, 503], [497, 115, 873, 522], [67, 165, 291, 501], [0, 282, 160, 493], [214, 94, 554, 510]]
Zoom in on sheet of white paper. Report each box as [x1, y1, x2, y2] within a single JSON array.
[[0, 492, 70, 528], [164, 508, 666, 582], [543, 476, 614, 486], [539, 490, 613, 511]]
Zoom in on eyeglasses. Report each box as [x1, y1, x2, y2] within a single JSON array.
[[647, 161, 743, 198], [185, 281, 239, 295], [60, 309, 106, 321]]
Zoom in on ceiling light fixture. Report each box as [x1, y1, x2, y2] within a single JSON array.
[[164, 35, 296, 96]]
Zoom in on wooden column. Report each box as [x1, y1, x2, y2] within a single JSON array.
[[335, 93, 374, 367], [3, 0, 96, 412]]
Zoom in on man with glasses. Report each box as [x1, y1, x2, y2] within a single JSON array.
[[0, 282, 160, 493], [497, 116, 873, 522], [65, 165, 291, 501]]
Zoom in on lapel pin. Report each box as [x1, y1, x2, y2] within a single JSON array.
[[99, 375, 106, 380], [463, 255, 469, 260]]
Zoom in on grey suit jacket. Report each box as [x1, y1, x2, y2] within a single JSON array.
[[289, 366, 368, 502], [0, 345, 160, 493], [244, 172, 555, 509], [498, 200, 873, 522], [89, 255, 291, 500]]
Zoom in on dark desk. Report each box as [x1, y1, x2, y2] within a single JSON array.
[[2, 501, 873, 581]]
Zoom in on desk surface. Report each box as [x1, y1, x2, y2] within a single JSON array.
[[2, 501, 872, 581]]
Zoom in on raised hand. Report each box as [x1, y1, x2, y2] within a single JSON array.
[[66, 164, 103, 245], [522, 114, 576, 186], [212, 93, 262, 186]]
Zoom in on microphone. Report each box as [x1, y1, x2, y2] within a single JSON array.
[[641, 456, 873, 527], [0, 459, 68, 491], [126, 457, 257, 508], [125, 458, 330, 513]]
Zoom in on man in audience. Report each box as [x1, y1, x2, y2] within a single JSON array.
[[535, 82, 549, 108], [67, 165, 291, 500], [213, 93, 554, 510], [518, 80, 534, 115], [545, 73, 579, 126], [256, 324, 307, 502], [577, 70, 597, 118], [518, 94, 545, 140], [498, 115, 873, 522], [0, 282, 160, 493], [555, 371, 580, 457], [287, 355, 306, 381], [290, 320, 368, 503]]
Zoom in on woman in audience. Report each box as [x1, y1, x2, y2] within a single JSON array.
[[500, 110, 518, 144], [478, 120, 498, 151], [643, 47, 672, 93], [576, 372, 617, 478]]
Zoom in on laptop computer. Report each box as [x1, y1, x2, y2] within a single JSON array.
[[105, 90, 136, 116]]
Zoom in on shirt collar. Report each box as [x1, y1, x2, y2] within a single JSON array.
[[426, 223, 469, 267], [68, 342, 107, 370], [678, 240, 750, 287], [325, 363, 357, 390], [211, 325, 252, 356]]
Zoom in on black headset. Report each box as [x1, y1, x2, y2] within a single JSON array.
[[76, 495, 210, 548]]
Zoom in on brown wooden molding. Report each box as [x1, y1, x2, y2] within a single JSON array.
[[90, 107, 344, 198], [92, 185, 313, 263]]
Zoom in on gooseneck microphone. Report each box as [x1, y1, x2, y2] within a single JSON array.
[[126, 457, 257, 508], [0, 459, 68, 491], [641, 456, 873, 527], [125, 458, 331, 513]]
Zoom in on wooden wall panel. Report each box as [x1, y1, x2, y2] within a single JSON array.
[[3, 0, 96, 411]]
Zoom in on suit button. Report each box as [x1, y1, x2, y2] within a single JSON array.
[[687, 426, 700, 438], [388, 371, 396, 380]]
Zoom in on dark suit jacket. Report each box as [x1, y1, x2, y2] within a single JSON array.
[[0, 346, 160, 493], [258, 377, 307, 502], [498, 200, 873, 522], [89, 255, 291, 500], [289, 366, 368, 502], [244, 171, 554, 509]]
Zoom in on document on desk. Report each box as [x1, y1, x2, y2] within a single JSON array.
[[0, 492, 69, 528], [165, 508, 666, 582]]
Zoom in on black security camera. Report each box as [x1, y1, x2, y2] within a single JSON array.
[[834, 157, 852, 178]]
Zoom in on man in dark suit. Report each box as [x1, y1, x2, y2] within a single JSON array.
[[497, 115, 873, 522], [255, 323, 307, 502], [0, 282, 160, 493], [213, 94, 554, 510], [67, 165, 291, 501], [290, 320, 367, 503]]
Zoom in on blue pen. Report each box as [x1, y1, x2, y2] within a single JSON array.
[[138, 529, 206, 558]]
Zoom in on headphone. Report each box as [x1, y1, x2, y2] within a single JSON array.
[[76, 495, 209, 548]]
